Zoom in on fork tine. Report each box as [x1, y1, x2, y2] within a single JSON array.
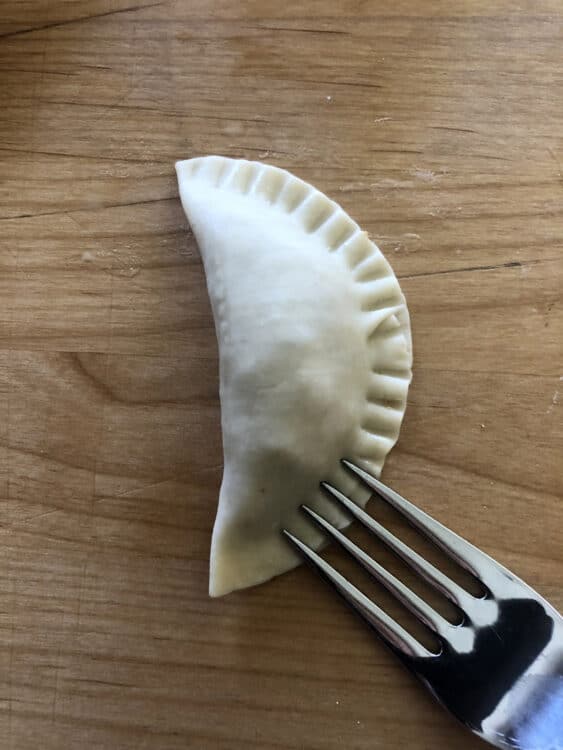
[[282, 529, 430, 659], [301, 504, 451, 643], [322, 481, 478, 616], [342, 460, 507, 589]]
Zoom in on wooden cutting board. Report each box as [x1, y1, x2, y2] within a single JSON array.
[[1, 2, 561, 748]]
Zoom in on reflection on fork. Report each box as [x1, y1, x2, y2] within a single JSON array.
[[283, 460, 563, 750]]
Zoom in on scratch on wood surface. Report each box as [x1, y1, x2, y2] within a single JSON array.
[[398, 260, 525, 279], [247, 25, 349, 36], [21, 507, 65, 524], [94, 479, 172, 503], [0, 2, 164, 41], [304, 78, 385, 90], [0, 146, 169, 165], [0, 196, 175, 222], [0, 67, 77, 77], [74, 678, 135, 688], [430, 125, 477, 134]]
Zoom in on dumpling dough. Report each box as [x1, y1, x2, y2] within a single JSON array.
[[176, 156, 412, 597]]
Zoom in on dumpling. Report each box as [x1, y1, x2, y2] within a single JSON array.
[[176, 156, 412, 597]]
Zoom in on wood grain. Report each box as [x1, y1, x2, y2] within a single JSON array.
[[1, 1, 562, 748]]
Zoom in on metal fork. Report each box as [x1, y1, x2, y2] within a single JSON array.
[[283, 460, 563, 750]]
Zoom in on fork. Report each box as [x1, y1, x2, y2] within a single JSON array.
[[283, 460, 563, 750]]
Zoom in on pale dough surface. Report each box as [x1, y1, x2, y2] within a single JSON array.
[[176, 156, 412, 597]]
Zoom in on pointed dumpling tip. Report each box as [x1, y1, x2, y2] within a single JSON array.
[[208, 580, 223, 598], [177, 155, 252, 192], [175, 156, 205, 180]]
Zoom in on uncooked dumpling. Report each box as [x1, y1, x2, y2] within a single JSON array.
[[176, 156, 412, 597]]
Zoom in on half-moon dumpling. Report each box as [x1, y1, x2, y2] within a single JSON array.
[[176, 156, 412, 597]]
